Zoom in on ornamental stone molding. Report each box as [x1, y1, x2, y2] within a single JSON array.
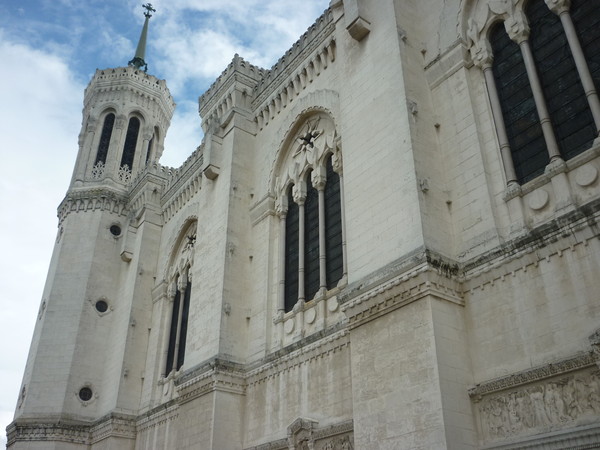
[[58, 188, 130, 224], [469, 331, 600, 446], [244, 419, 354, 450]]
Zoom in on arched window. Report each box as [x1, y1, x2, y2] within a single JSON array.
[[471, 0, 600, 185], [163, 221, 196, 377], [94, 113, 115, 166], [277, 112, 346, 313], [120, 117, 140, 170], [165, 274, 191, 375]]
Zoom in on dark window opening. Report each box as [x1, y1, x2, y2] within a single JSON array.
[[165, 289, 180, 376], [304, 173, 320, 302], [285, 187, 300, 313], [527, 0, 596, 160], [325, 156, 343, 289], [79, 387, 93, 401], [95, 113, 115, 165], [490, 23, 548, 183], [120, 117, 140, 170]]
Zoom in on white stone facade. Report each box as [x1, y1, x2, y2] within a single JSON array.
[[8, 0, 600, 449]]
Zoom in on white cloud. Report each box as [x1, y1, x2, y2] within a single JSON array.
[[0, 32, 84, 444]]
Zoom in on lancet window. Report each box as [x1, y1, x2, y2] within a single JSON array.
[[468, 0, 600, 185], [163, 221, 196, 377], [94, 112, 115, 166], [276, 113, 346, 313], [120, 117, 141, 171]]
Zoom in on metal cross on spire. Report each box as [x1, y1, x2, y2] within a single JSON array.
[[128, 3, 156, 72]]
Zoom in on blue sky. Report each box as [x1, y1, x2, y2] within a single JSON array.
[[0, 0, 329, 444]]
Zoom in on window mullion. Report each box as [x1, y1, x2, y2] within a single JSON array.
[[482, 62, 519, 185], [517, 38, 562, 161], [551, 6, 600, 134]]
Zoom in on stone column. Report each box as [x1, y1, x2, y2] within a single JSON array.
[[312, 168, 327, 292], [106, 114, 127, 180], [546, 0, 600, 135], [293, 182, 307, 304], [172, 274, 188, 371], [161, 283, 177, 378], [332, 146, 348, 281], [72, 116, 98, 186], [276, 197, 288, 313], [471, 41, 518, 186], [506, 15, 562, 161]]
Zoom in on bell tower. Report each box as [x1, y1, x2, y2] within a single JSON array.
[[8, 5, 175, 449], [71, 3, 173, 190]]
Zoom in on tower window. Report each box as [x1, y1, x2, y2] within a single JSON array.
[[95, 113, 115, 166], [165, 278, 192, 375], [283, 155, 345, 313], [120, 117, 140, 170], [78, 387, 93, 401]]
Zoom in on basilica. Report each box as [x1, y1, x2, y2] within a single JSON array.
[[7, 0, 600, 448]]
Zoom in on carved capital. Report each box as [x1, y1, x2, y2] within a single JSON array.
[[505, 11, 530, 43], [311, 166, 327, 190], [275, 195, 289, 217], [86, 116, 98, 133], [471, 39, 494, 69], [115, 114, 127, 130], [545, 0, 571, 15], [293, 181, 307, 205]]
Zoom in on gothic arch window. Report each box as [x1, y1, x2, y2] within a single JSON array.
[[145, 127, 159, 165], [120, 116, 141, 171], [163, 221, 196, 377], [94, 112, 115, 166], [468, 0, 600, 185], [275, 112, 346, 313]]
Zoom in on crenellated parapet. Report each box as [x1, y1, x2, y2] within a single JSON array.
[[198, 55, 266, 131], [252, 9, 336, 131]]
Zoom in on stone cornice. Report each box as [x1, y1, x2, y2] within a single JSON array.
[[468, 351, 599, 399], [340, 253, 464, 329], [135, 402, 179, 433], [58, 188, 130, 224], [246, 328, 350, 385], [85, 66, 175, 122], [6, 420, 90, 446], [174, 358, 247, 405], [89, 413, 136, 444]]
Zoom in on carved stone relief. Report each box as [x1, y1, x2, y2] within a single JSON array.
[[476, 369, 600, 443]]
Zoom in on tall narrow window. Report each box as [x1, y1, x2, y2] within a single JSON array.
[[527, 0, 595, 160], [490, 23, 547, 183], [120, 117, 140, 170], [95, 113, 115, 165], [324, 156, 343, 288], [285, 187, 300, 312], [304, 173, 320, 302], [176, 280, 191, 370], [165, 278, 191, 375], [165, 288, 180, 376]]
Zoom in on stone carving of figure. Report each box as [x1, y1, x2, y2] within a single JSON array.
[[529, 385, 551, 428], [544, 381, 569, 423]]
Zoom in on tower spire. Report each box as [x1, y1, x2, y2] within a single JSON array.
[[128, 3, 156, 72]]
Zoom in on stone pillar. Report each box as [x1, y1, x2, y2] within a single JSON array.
[[506, 16, 562, 162], [546, 0, 600, 136]]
